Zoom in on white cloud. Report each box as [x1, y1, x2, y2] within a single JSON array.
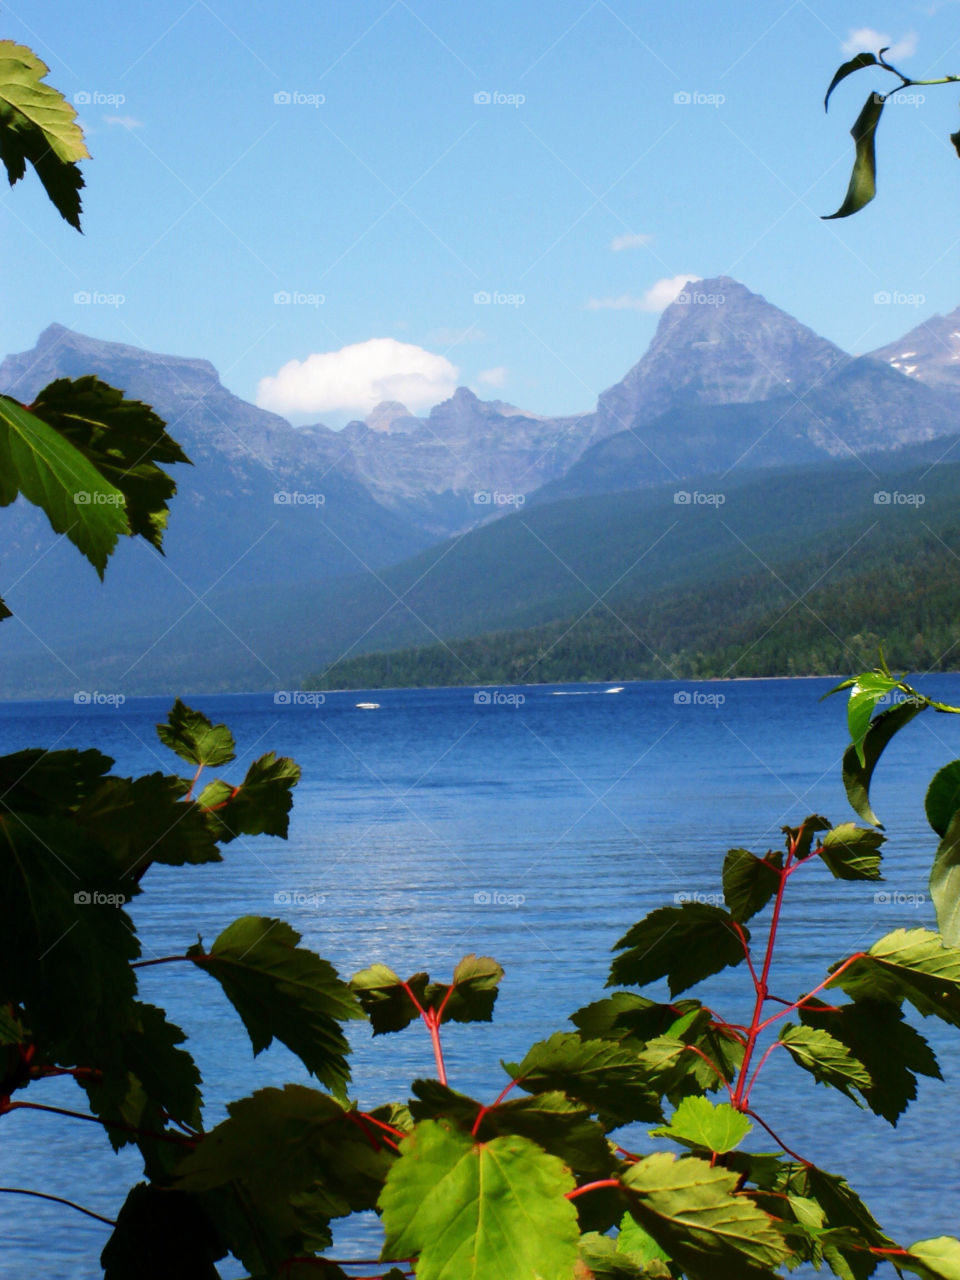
[[586, 274, 700, 312], [104, 115, 144, 128], [257, 338, 460, 416], [476, 366, 508, 387], [609, 232, 653, 251], [842, 28, 917, 59]]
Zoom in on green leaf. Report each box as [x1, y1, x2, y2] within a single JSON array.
[[156, 699, 236, 768], [845, 674, 901, 765], [350, 964, 427, 1034], [577, 1231, 658, 1278], [571, 992, 700, 1044], [609, 903, 747, 996], [80, 1001, 203, 1153], [0, 40, 87, 228], [926, 761, 960, 838], [0, 745, 114, 813], [722, 848, 782, 923], [189, 916, 360, 1094], [785, 814, 831, 859], [0, 393, 129, 575], [618, 1213, 673, 1266], [504, 1032, 663, 1126], [30, 377, 189, 551], [651, 1095, 752, 1155], [409, 1080, 617, 1178], [819, 824, 885, 881], [0, 807, 139, 1064], [778, 1024, 871, 1102], [199, 752, 300, 842], [75, 773, 218, 878], [429, 953, 504, 1024], [931, 809, 960, 947], [178, 1085, 391, 1276], [824, 91, 885, 219], [379, 1118, 580, 1280], [842, 699, 924, 827], [620, 1151, 792, 1279], [799, 998, 939, 1125], [902, 1237, 960, 1280], [101, 1183, 224, 1280], [824, 52, 879, 111], [828, 929, 960, 1027], [778, 1163, 895, 1280]]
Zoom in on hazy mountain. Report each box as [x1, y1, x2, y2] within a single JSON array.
[[3, 281, 960, 698], [869, 306, 960, 392]]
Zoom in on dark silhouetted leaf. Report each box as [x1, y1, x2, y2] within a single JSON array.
[[723, 848, 782, 922], [157, 699, 236, 768], [199, 752, 300, 842], [824, 91, 885, 219], [101, 1182, 224, 1280], [504, 1031, 662, 1126], [799, 998, 940, 1124], [842, 698, 923, 827], [30, 376, 189, 550], [610, 903, 746, 996], [824, 52, 879, 111], [189, 916, 360, 1093]]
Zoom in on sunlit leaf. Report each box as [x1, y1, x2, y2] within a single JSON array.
[[157, 699, 236, 768], [379, 1118, 580, 1280], [931, 809, 960, 947], [819, 824, 885, 882], [0, 40, 87, 227], [651, 1095, 752, 1154]]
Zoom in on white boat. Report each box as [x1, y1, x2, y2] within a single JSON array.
[[355, 701, 380, 709], [605, 686, 624, 694]]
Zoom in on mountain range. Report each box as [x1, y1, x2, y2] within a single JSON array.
[[2, 274, 959, 697]]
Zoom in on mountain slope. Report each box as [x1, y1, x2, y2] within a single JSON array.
[[870, 306, 960, 392]]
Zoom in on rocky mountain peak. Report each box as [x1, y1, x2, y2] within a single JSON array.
[[595, 275, 848, 435], [365, 401, 420, 434], [869, 306, 960, 391]]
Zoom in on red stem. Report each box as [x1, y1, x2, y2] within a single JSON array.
[[743, 1108, 811, 1166], [2, 1100, 196, 1146], [733, 857, 792, 1107], [0, 1186, 116, 1227], [565, 1179, 621, 1200], [754, 953, 866, 1034]]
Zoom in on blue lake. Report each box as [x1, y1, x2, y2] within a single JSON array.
[[1, 677, 957, 1277]]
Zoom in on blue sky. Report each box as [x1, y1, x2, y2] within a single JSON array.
[[3, 0, 960, 425]]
